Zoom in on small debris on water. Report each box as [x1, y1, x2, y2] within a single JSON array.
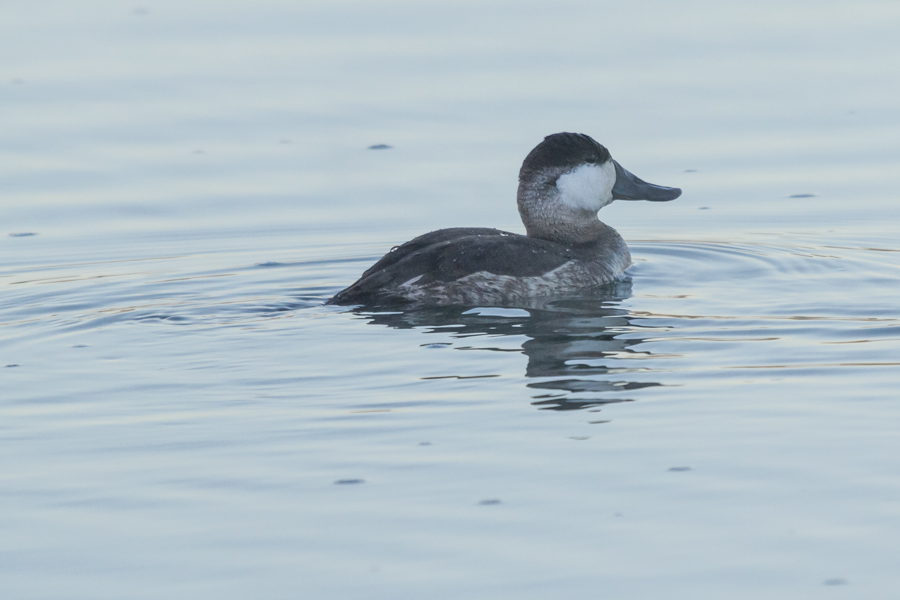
[[668, 466, 692, 472], [368, 144, 392, 150], [334, 479, 365, 485], [418, 442, 432, 446], [5, 364, 20, 368], [698, 206, 711, 210], [569, 436, 591, 441], [9, 232, 37, 237], [789, 193, 816, 198], [822, 578, 848, 586], [684, 169, 698, 173], [478, 499, 501, 505]]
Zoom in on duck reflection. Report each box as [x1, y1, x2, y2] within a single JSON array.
[[351, 282, 663, 412]]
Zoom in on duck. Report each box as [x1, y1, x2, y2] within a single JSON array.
[[328, 132, 681, 306]]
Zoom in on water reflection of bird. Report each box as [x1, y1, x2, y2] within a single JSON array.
[[329, 133, 680, 307], [355, 293, 663, 412]]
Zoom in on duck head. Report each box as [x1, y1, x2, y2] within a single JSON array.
[[517, 132, 681, 244]]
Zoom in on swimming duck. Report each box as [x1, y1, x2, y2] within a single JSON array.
[[328, 132, 681, 306]]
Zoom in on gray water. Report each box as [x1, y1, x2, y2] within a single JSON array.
[[3, 1, 900, 598]]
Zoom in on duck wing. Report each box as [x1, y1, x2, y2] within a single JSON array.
[[358, 228, 508, 279], [329, 228, 578, 305]]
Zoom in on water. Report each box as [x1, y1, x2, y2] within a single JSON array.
[[3, 1, 900, 598]]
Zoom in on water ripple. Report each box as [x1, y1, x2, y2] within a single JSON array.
[[3, 236, 898, 413]]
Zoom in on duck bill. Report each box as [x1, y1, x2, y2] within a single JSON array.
[[611, 160, 681, 202]]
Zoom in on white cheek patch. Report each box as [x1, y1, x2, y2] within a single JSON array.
[[555, 161, 616, 212]]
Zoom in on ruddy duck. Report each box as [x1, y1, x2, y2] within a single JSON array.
[[329, 132, 681, 306]]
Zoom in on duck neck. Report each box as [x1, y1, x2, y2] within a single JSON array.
[[517, 177, 610, 245]]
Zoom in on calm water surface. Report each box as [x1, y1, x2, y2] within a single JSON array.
[[3, 1, 900, 598]]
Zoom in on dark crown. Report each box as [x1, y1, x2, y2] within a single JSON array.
[[519, 132, 611, 181]]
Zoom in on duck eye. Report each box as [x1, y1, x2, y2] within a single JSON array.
[[585, 155, 598, 164]]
